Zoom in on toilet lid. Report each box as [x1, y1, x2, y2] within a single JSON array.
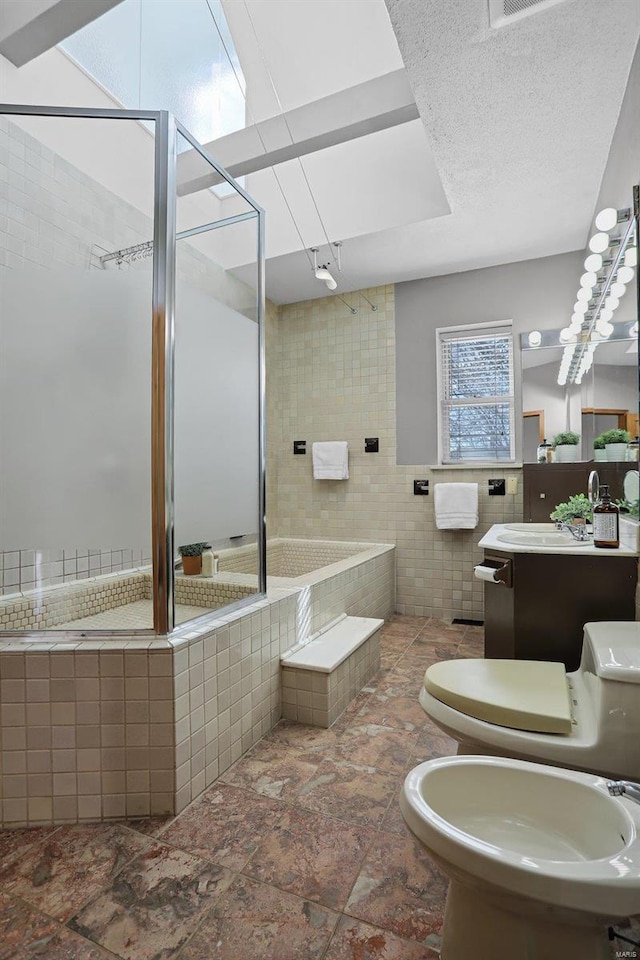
[[424, 659, 572, 734]]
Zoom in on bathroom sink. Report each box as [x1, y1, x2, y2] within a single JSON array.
[[502, 523, 558, 532], [497, 531, 577, 547]]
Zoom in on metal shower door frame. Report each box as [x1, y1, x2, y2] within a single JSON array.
[[0, 103, 267, 636]]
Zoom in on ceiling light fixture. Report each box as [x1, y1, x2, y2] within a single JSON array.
[[310, 248, 337, 290], [528, 331, 542, 347]]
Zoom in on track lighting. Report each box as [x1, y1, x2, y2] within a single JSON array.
[[315, 266, 337, 290], [310, 248, 337, 290]]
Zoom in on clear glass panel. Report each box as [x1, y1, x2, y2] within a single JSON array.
[[173, 131, 261, 625], [0, 113, 155, 631]]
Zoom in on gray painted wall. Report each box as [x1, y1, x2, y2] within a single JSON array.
[[394, 250, 583, 464]]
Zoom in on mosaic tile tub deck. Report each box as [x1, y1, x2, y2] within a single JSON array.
[[0, 541, 395, 827]]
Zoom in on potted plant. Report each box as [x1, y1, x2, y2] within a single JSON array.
[[178, 542, 211, 576], [549, 494, 593, 525], [593, 434, 607, 462], [552, 431, 580, 463], [600, 428, 630, 462]]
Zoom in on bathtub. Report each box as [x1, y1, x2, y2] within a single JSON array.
[[0, 538, 395, 827]]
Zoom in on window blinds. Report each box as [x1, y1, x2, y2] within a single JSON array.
[[438, 326, 515, 463]]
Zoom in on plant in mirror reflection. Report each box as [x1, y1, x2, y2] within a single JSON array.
[[616, 499, 640, 519]]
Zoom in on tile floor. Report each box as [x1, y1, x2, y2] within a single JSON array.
[[0, 615, 638, 960]]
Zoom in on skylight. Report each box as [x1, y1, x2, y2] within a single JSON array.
[[60, 0, 246, 193]]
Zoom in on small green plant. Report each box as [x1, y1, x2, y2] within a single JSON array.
[[616, 498, 640, 519], [552, 431, 580, 447], [549, 493, 593, 524], [600, 428, 630, 445], [593, 435, 606, 450], [178, 542, 211, 557]]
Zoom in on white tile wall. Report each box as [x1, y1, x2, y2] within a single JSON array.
[[268, 285, 524, 619]]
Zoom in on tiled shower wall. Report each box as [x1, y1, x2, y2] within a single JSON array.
[[268, 285, 524, 620]]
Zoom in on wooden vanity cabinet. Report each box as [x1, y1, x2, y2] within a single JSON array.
[[483, 548, 637, 671]]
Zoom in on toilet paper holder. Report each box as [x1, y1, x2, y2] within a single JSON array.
[[474, 557, 512, 588]]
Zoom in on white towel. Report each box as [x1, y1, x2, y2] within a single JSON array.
[[312, 441, 349, 480], [434, 482, 479, 530]]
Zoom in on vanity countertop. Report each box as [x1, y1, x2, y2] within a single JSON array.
[[479, 522, 639, 557]]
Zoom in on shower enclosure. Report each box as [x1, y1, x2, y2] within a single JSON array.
[[0, 104, 266, 637]]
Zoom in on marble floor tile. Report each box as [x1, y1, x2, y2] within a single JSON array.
[[260, 720, 340, 751], [456, 640, 484, 658], [159, 783, 285, 871], [179, 874, 338, 960], [0, 891, 114, 960], [333, 724, 419, 775], [329, 692, 374, 733], [295, 759, 398, 827], [412, 720, 458, 761], [125, 817, 175, 838], [220, 752, 320, 801], [345, 830, 447, 949], [68, 843, 234, 960], [0, 824, 150, 923], [354, 693, 426, 732], [403, 641, 460, 663], [379, 785, 413, 838], [325, 915, 440, 960], [375, 669, 426, 700], [244, 806, 373, 911], [0, 825, 60, 873]]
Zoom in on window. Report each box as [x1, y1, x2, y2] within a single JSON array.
[[437, 322, 515, 463], [60, 0, 246, 196]]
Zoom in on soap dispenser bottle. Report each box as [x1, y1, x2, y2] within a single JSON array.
[[201, 548, 215, 576], [593, 484, 620, 549]]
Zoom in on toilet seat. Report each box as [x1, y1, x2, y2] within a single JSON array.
[[424, 659, 572, 734]]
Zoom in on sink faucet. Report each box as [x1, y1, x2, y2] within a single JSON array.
[[607, 780, 640, 806], [555, 521, 591, 541]]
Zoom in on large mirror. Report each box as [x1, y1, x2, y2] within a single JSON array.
[[521, 325, 638, 463]]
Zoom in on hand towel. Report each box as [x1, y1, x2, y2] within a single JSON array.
[[434, 482, 479, 530], [312, 441, 349, 480]]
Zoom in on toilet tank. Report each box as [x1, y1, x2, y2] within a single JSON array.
[[580, 622, 640, 769]]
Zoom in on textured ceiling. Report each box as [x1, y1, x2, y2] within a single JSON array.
[[226, 0, 639, 303]]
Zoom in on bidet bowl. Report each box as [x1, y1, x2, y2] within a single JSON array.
[[401, 755, 640, 921]]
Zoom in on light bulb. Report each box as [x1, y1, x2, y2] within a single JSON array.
[[576, 287, 591, 302], [610, 281, 626, 298], [595, 208, 618, 231], [605, 296, 619, 311], [589, 233, 610, 254], [624, 246, 637, 268], [574, 301, 589, 314], [617, 265, 634, 284], [580, 271, 597, 289], [559, 328, 574, 343], [528, 330, 542, 347], [584, 253, 603, 272], [597, 321, 614, 338], [599, 307, 613, 322]]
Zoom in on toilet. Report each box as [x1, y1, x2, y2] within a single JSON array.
[[401, 755, 640, 960], [419, 621, 640, 780]]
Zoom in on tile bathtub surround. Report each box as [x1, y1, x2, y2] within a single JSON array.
[[268, 285, 524, 619], [281, 629, 381, 727]]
